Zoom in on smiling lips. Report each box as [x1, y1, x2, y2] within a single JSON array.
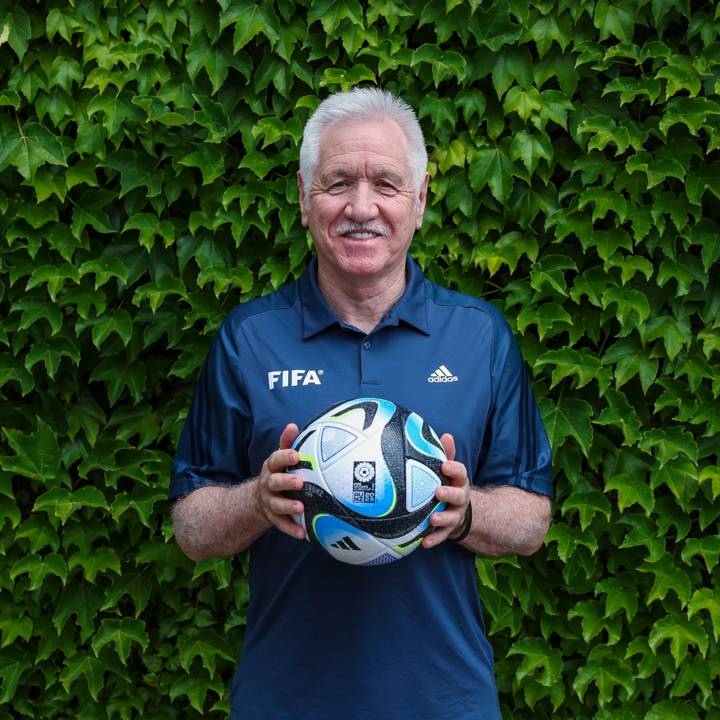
[[334, 221, 392, 239]]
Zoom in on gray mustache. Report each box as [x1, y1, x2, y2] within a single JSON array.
[[335, 222, 391, 237]]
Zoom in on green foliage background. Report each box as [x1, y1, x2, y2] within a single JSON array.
[[0, 0, 718, 717]]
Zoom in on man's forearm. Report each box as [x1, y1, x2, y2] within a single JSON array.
[[172, 481, 271, 561], [457, 486, 551, 556]]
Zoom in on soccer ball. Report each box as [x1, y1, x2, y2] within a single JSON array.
[[286, 397, 449, 566]]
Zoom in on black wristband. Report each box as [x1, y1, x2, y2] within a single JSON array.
[[452, 502, 473, 543]]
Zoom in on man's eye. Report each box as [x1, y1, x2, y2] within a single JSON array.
[[328, 181, 349, 191], [377, 181, 397, 192]]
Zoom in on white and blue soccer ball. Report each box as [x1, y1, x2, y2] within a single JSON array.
[[286, 398, 448, 566]]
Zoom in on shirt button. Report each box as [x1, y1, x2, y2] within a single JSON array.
[[363, 340, 371, 350]]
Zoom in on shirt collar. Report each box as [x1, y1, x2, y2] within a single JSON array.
[[298, 254, 430, 339]]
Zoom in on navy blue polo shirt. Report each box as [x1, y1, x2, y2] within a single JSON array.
[[170, 255, 552, 720]]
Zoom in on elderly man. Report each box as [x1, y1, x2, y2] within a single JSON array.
[[170, 87, 552, 719]]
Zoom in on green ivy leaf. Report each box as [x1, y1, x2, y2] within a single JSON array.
[[640, 427, 698, 466], [529, 255, 577, 296], [69, 547, 121, 583], [645, 700, 701, 720], [0, 419, 60, 482], [687, 588, 720, 643], [33, 487, 108, 524], [539, 397, 593, 455], [0, 121, 69, 181], [469, 147, 514, 202], [10, 552, 68, 591], [91, 618, 149, 665], [178, 628, 235, 678], [0, 8, 31, 60], [410, 44, 467, 85], [123, 213, 175, 252], [52, 582, 103, 641], [179, 144, 225, 185], [602, 338, 659, 393], [648, 613, 708, 666], [90, 358, 147, 405], [572, 645, 635, 706], [507, 637, 563, 686], [99, 573, 153, 617], [605, 473, 654, 514], [593, 0, 636, 43], [0, 650, 32, 704], [59, 652, 106, 702], [0, 354, 34, 395], [91, 310, 134, 349], [595, 577, 639, 622], [681, 537, 720, 575], [71, 189, 115, 239], [535, 348, 601, 390], [639, 553, 693, 607], [618, 514, 666, 562], [102, 151, 162, 198], [509, 130, 553, 174], [169, 673, 224, 714], [319, 65, 377, 90]]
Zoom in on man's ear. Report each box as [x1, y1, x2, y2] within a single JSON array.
[[415, 173, 429, 230], [298, 171, 308, 227]]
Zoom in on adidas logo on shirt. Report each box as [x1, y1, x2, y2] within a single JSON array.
[[427, 365, 459, 383]]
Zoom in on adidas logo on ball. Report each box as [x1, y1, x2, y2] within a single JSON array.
[[427, 365, 459, 383]]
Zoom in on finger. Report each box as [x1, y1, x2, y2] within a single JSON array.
[[267, 471, 303, 493], [279, 423, 300, 450], [435, 485, 468, 508], [441, 458, 468, 485], [267, 495, 304, 517], [422, 525, 454, 548], [440, 432, 456, 461], [270, 513, 307, 541], [267, 447, 300, 473], [428, 509, 463, 528]]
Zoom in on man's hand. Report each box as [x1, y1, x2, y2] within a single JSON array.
[[252, 423, 307, 541], [422, 432, 470, 549]]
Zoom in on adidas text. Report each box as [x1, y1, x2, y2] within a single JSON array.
[[428, 365, 459, 383], [268, 369, 324, 390]]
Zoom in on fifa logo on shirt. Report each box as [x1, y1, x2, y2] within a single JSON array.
[[268, 369, 324, 389]]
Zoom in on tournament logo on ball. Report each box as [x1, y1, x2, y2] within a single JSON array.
[[353, 461, 376, 503]]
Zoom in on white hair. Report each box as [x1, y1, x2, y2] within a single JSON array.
[[299, 87, 428, 197]]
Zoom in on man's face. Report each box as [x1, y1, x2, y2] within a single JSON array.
[[298, 117, 428, 281]]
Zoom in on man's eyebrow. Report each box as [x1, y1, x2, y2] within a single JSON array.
[[369, 167, 406, 184], [318, 167, 358, 182]]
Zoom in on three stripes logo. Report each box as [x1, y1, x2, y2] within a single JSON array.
[[427, 364, 459, 383], [331, 536, 362, 551]]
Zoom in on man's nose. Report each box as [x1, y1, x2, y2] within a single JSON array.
[[345, 183, 379, 222]]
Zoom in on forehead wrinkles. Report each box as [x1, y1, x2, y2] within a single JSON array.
[[315, 119, 412, 176]]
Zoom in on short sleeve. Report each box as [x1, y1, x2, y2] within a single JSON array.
[[169, 315, 252, 499], [475, 312, 553, 497]]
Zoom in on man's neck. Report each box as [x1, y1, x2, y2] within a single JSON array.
[[317, 263, 407, 335]]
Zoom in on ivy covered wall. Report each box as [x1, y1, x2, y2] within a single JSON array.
[[0, 0, 718, 718]]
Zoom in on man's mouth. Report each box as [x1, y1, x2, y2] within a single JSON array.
[[335, 222, 391, 239]]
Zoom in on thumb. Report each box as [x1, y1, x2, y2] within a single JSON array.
[[279, 423, 300, 450], [440, 432, 456, 462]]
